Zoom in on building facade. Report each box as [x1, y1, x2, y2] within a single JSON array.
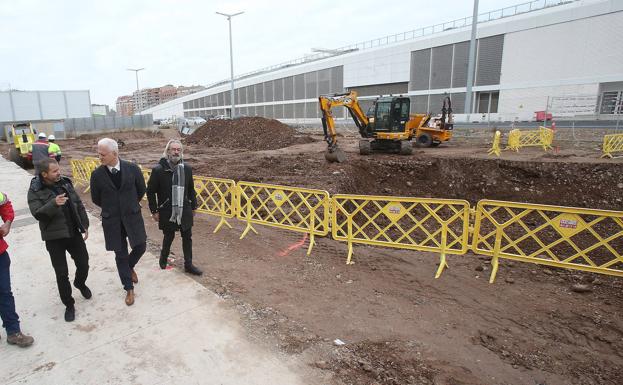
[[116, 85, 206, 116], [144, 0, 623, 123]]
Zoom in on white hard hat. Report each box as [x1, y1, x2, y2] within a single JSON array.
[[48, 134, 56, 140], [38, 132, 47, 139]]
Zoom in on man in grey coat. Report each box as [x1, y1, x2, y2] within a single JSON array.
[[90, 138, 146, 306]]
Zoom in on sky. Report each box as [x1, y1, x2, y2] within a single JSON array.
[[1, 0, 529, 108]]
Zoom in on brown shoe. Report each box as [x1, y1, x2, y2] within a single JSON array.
[[125, 289, 135, 306], [7, 332, 34, 348], [131, 269, 138, 284]]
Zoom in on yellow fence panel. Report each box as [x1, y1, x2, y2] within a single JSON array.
[[472, 199, 623, 283], [601, 133, 623, 158], [506, 127, 554, 152], [332, 195, 470, 277], [237, 182, 330, 255], [70, 159, 100, 192], [194, 176, 237, 233]]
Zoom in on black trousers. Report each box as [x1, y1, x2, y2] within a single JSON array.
[[45, 233, 89, 308], [113, 225, 146, 291], [160, 227, 193, 267]]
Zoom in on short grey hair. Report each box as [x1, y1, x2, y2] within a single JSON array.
[[98, 138, 118, 153], [163, 139, 183, 158]]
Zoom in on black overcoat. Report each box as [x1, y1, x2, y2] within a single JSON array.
[[90, 160, 147, 251]]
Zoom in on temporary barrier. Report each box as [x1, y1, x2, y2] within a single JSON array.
[[193, 176, 237, 233], [506, 127, 554, 152], [70, 159, 91, 191], [331, 195, 470, 277], [237, 182, 330, 255], [601, 133, 623, 158], [472, 200, 623, 283], [488, 131, 502, 156]]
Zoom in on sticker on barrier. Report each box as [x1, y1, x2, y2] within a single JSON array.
[[601, 133, 623, 158], [193, 176, 237, 233], [237, 181, 330, 255], [472, 200, 623, 283], [331, 195, 470, 277]]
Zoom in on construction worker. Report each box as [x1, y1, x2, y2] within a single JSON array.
[[0, 192, 35, 347], [31, 133, 50, 171], [48, 135, 62, 162]]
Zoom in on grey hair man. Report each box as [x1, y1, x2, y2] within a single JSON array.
[[90, 138, 147, 306], [146, 139, 202, 275]]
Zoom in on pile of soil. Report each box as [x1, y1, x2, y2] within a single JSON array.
[[77, 130, 162, 141], [185, 117, 315, 151]]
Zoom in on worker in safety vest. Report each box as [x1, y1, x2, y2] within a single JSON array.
[[31, 133, 52, 170], [48, 135, 62, 162]]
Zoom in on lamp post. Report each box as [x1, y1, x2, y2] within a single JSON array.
[[464, 0, 479, 122], [127, 68, 145, 115], [216, 11, 243, 118]]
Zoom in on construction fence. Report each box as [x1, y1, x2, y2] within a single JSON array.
[[71, 158, 623, 283]]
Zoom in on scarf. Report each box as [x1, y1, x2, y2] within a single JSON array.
[[169, 162, 185, 225]]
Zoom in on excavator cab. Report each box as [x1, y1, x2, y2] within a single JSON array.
[[366, 97, 410, 135]]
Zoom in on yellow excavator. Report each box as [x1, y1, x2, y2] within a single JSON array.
[[319, 91, 453, 162]]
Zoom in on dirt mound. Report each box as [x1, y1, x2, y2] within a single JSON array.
[[185, 117, 315, 151]]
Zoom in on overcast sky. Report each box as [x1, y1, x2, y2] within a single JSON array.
[[1, 0, 528, 108]]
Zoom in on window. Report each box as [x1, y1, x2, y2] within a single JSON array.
[[476, 91, 499, 113], [600, 91, 623, 114]]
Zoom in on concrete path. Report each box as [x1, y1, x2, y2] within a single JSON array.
[[0, 158, 306, 385]]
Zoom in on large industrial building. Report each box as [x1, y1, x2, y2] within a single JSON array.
[[144, 0, 623, 123]]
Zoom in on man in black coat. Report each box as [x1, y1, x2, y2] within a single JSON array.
[[28, 158, 91, 322], [90, 138, 147, 306], [146, 140, 202, 275]]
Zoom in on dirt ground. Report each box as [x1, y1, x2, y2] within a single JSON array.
[[2, 122, 622, 385]]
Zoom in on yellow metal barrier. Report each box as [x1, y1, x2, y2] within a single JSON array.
[[601, 133, 623, 158], [506, 127, 554, 152], [472, 199, 623, 283], [487, 130, 502, 156], [194, 176, 237, 233], [237, 182, 330, 255], [70, 160, 91, 191], [331, 195, 470, 277]]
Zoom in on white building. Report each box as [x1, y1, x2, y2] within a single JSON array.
[[144, 0, 623, 123]]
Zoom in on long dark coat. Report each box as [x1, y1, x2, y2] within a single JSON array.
[[90, 159, 147, 251], [146, 158, 197, 232]]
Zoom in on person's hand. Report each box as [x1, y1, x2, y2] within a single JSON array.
[[83, 229, 89, 241], [55, 193, 68, 206], [0, 221, 11, 237], [152, 212, 159, 222]]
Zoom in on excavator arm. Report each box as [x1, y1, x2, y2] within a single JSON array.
[[318, 91, 369, 162]]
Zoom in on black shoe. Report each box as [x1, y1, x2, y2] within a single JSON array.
[[65, 306, 75, 322], [159, 255, 168, 270], [184, 264, 203, 276], [74, 284, 92, 299]]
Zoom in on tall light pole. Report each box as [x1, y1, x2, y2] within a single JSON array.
[[127, 68, 145, 115], [216, 11, 243, 118], [464, 0, 479, 122]]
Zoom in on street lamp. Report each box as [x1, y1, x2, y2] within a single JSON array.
[[216, 11, 243, 118], [127, 68, 145, 115], [464, 0, 479, 122]]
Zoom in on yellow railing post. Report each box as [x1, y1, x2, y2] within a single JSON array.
[[346, 216, 354, 265], [213, 185, 232, 234], [306, 209, 316, 256], [239, 188, 258, 240], [434, 224, 449, 278], [489, 227, 502, 283], [487, 130, 502, 156]]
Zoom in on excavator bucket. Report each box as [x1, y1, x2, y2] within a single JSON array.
[[325, 147, 347, 163]]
